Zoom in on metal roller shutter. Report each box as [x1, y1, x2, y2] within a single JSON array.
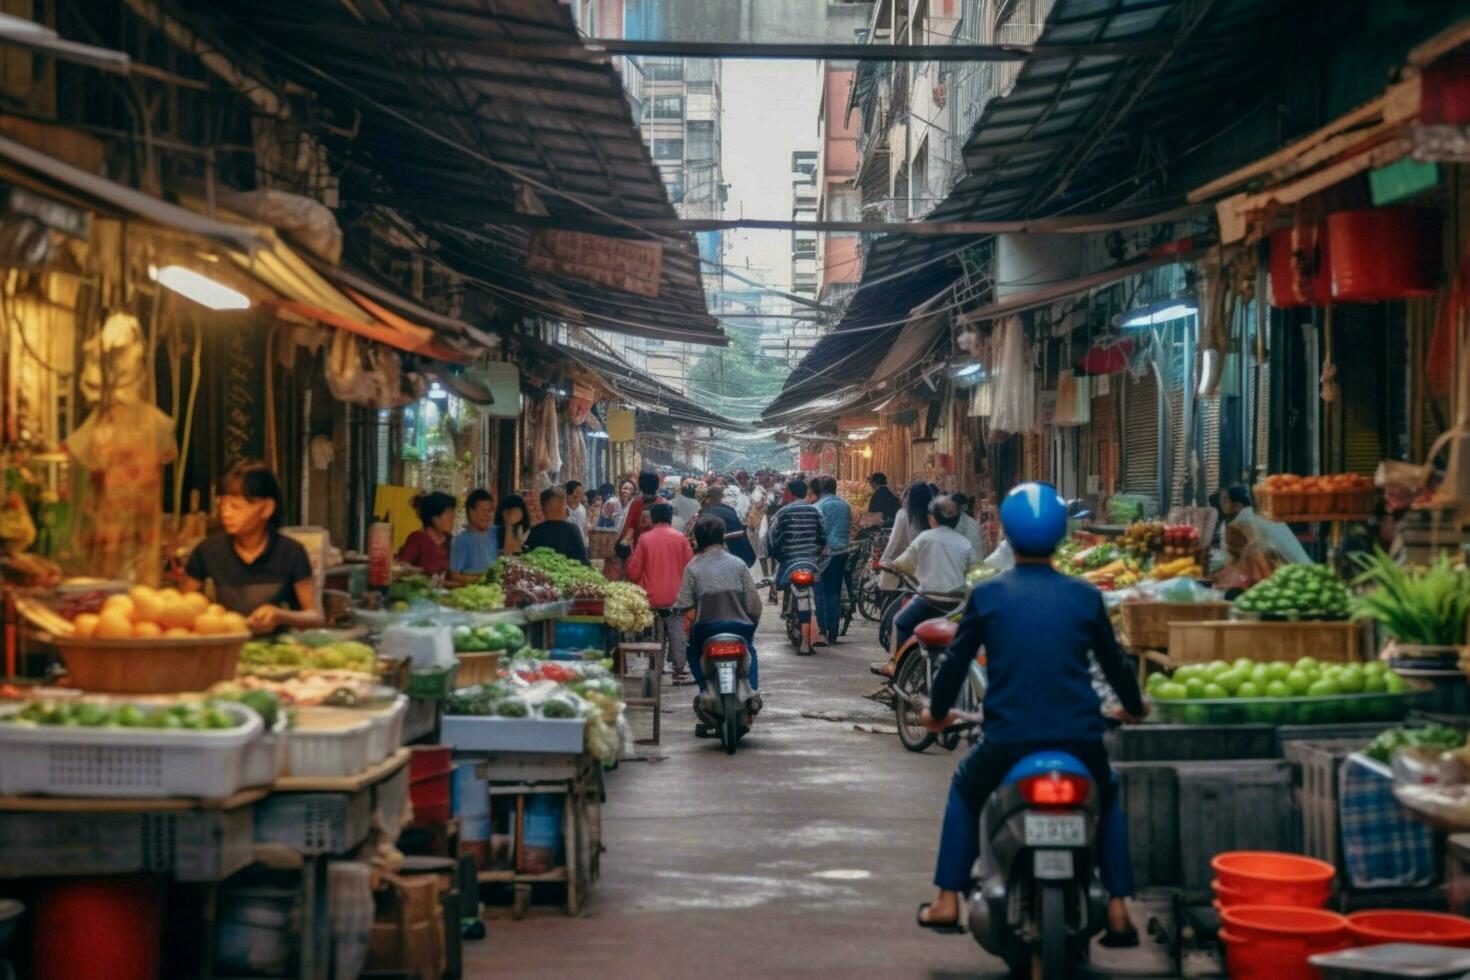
[[1122, 369, 1159, 496]]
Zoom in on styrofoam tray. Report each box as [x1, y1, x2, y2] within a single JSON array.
[[0, 702, 264, 798], [440, 715, 585, 754], [284, 716, 372, 778]]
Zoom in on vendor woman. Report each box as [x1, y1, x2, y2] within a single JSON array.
[[183, 461, 324, 633], [397, 491, 457, 575]]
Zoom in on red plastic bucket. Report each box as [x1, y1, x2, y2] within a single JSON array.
[[1212, 851, 1335, 905], [409, 745, 454, 827], [31, 876, 162, 980], [1269, 225, 1333, 307], [1219, 926, 1351, 980], [1213, 877, 1330, 909], [1220, 904, 1351, 945], [1327, 207, 1441, 301], [1347, 910, 1470, 948]]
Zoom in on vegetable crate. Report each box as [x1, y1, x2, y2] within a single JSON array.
[[1166, 619, 1368, 666], [1121, 601, 1233, 650], [1283, 738, 1364, 877]]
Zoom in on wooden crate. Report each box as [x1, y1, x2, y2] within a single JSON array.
[[1166, 619, 1368, 665], [1120, 601, 1233, 650]]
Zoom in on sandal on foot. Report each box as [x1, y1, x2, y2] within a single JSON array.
[[1100, 925, 1140, 948], [916, 903, 964, 934]]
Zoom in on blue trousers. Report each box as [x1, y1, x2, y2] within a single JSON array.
[[894, 596, 947, 652], [816, 552, 847, 639], [934, 738, 1135, 899], [685, 620, 759, 693]]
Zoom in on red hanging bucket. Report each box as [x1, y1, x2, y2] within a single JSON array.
[[1269, 225, 1333, 307], [1327, 207, 1442, 301]]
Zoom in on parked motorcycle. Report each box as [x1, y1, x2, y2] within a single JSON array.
[[692, 632, 761, 755], [780, 559, 820, 656], [967, 752, 1107, 978]]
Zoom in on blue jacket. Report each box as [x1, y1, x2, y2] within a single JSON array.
[[930, 564, 1143, 744]]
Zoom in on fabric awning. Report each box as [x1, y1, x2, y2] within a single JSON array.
[[868, 295, 949, 385]]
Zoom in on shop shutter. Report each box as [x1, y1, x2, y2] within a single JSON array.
[[1122, 369, 1158, 496], [1253, 362, 1270, 478], [1202, 398, 1222, 499]]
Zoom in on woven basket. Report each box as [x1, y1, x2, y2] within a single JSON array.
[[1255, 485, 1303, 521], [455, 652, 501, 687], [1334, 486, 1378, 518], [1120, 600, 1233, 650], [55, 633, 249, 694]]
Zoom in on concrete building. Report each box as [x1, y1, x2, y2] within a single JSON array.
[[791, 150, 819, 308], [816, 61, 863, 309]]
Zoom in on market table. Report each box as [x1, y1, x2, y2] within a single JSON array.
[[0, 749, 409, 980], [451, 748, 602, 919]]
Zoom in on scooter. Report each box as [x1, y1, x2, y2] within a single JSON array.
[[967, 752, 1108, 978], [692, 632, 761, 755], [780, 558, 820, 656]]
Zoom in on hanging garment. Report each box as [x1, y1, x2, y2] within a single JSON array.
[[532, 395, 562, 478], [990, 316, 1037, 440]]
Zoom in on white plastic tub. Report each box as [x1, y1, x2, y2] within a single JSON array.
[[285, 713, 372, 778], [0, 702, 264, 798], [241, 716, 289, 788], [364, 695, 408, 762], [440, 715, 585, 754]]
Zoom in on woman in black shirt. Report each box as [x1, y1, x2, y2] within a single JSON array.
[[183, 462, 323, 633]]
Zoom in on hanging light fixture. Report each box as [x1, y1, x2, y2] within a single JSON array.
[[1118, 297, 1197, 330], [149, 264, 250, 310]]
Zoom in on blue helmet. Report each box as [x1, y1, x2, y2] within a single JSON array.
[[1000, 482, 1068, 557]]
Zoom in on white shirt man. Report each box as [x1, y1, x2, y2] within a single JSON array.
[[889, 524, 976, 595]]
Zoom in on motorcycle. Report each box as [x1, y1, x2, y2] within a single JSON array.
[[692, 632, 760, 755], [780, 558, 820, 656], [891, 616, 983, 753], [967, 752, 1107, 978]]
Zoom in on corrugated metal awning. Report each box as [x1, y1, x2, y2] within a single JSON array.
[[180, 0, 721, 346]]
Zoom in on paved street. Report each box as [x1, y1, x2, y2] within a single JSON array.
[[469, 609, 1191, 979]]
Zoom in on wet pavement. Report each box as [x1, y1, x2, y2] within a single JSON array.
[[466, 609, 1203, 978]]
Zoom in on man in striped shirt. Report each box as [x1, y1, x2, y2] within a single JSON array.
[[766, 477, 827, 649]]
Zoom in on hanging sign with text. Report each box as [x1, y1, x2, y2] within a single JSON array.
[[526, 229, 663, 298]]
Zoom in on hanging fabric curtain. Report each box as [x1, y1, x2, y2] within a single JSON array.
[[532, 394, 562, 483], [989, 316, 1037, 441]]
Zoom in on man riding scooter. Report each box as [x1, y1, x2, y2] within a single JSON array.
[[677, 515, 765, 739], [916, 482, 1147, 949], [765, 477, 826, 650]]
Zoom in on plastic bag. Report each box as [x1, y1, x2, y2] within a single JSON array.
[[989, 316, 1037, 439]]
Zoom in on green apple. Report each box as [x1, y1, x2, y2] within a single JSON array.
[[1206, 660, 1231, 678], [1307, 678, 1342, 697], [1337, 667, 1365, 694], [1237, 681, 1262, 699], [1265, 680, 1293, 699], [1286, 670, 1313, 696], [1203, 683, 1228, 699], [1185, 678, 1208, 699], [1250, 664, 1271, 685], [1265, 662, 1291, 682], [1363, 674, 1387, 694], [1217, 671, 1245, 695], [1233, 658, 1254, 673], [1296, 656, 1321, 672], [1157, 682, 1189, 700], [1384, 672, 1407, 694], [1147, 672, 1167, 693]]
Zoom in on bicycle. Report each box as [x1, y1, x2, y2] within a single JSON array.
[[892, 623, 985, 753]]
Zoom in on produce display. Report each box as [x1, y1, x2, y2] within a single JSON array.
[[517, 548, 605, 587], [440, 583, 506, 612], [70, 586, 248, 639], [1146, 655, 1413, 724], [445, 658, 624, 761], [488, 557, 560, 607], [602, 581, 654, 632], [452, 622, 525, 653], [1234, 563, 1350, 619], [1119, 521, 1166, 559], [240, 638, 377, 674], [5, 699, 244, 730], [1150, 556, 1204, 581], [1256, 472, 1375, 518], [387, 573, 441, 609], [1160, 524, 1201, 559], [1351, 550, 1470, 646], [1365, 724, 1466, 764]]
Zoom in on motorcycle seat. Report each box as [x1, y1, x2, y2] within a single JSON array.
[[912, 618, 958, 648]]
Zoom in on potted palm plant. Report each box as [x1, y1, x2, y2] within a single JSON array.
[[1351, 550, 1470, 669]]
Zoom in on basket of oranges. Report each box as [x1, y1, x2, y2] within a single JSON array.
[[1255, 473, 1377, 521], [56, 586, 251, 694]]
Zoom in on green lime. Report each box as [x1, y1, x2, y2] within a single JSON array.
[[1337, 667, 1365, 694], [1266, 662, 1291, 682], [1185, 678, 1207, 699], [1203, 683, 1228, 699], [1296, 656, 1320, 672], [1237, 681, 1262, 699], [1206, 660, 1231, 678], [1286, 670, 1313, 696], [1146, 672, 1167, 693], [1249, 664, 1271, 685], [1363, 674, 1387, 694], [1157, 682, 1189, 700], [1363, 661, 1386, 676], [1307, 678, 1341, 697], [1217, 671, 1245, 696], [1384, 672, 1407, 694], [1265, 680, 1292, 699], [1233, 658, 1254, 673]]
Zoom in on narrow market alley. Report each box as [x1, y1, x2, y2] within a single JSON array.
[[472, 613, 1177, 980]]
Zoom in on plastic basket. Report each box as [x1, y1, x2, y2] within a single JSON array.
[[0, 702, 263, 798], [241, 717, 289, 787], [54, 633, 248, 694], [254, 791, 372, 855], [1152, 685, 1423, 726], [284, 714, 372, 778]]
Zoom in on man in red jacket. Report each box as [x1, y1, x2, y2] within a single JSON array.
[[627, 502, 695, 682]]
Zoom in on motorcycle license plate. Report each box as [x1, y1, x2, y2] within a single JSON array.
[[795, 594, 811, 612], [1033, 850, 1074, 881], [1023, 813, 1086, 848], [716, 661, 736, 694]]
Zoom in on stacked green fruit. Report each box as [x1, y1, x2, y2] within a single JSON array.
[[1234, 564, 1351, 619], [441, 583, 506, 612], [9, 699, 244, 730], [1147, 656, 1407, 702], [451, 623, 525, 653], [516, 549, 607, 589]]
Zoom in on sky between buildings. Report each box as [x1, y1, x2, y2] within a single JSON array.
[[720, 59, 820, 297]]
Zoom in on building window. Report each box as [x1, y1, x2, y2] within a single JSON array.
[[664, 173, 685, 202], [687, 120, 716, 162], [653, 139, 684, 160], [649, 95, 684, 119], [645, 60, 683, 81]]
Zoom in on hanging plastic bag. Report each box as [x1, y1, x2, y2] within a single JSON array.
[[989, 316, 1037, 439]]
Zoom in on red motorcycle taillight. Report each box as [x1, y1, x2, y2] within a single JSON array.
[[1018, 772, 1092, 807], [790, 569, 815, 586], [705, 641, 746, 659]]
